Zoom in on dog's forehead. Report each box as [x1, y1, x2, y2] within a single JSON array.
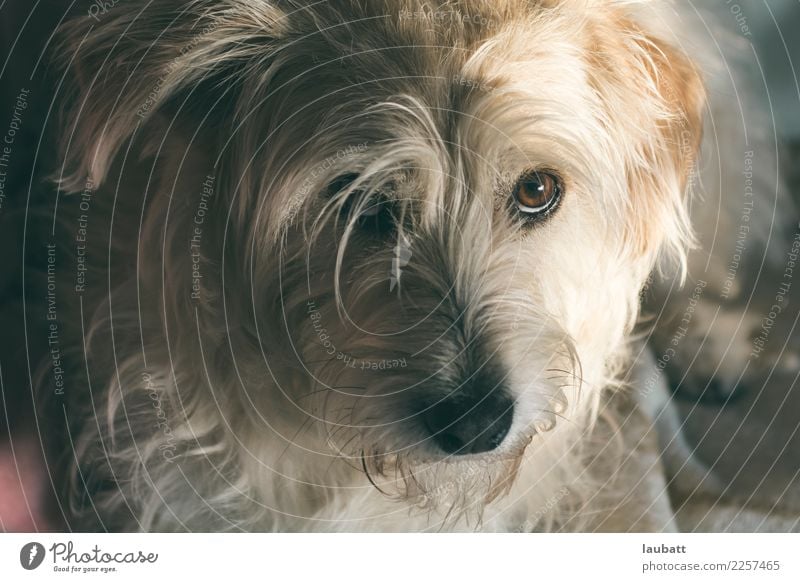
[[273, 2, 595, 169], [280, 0, 589, 96]]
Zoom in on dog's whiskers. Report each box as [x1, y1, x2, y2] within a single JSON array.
[[361, 450, 390, 497]]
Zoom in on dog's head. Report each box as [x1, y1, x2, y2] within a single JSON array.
[[58, 0, 703, 519]]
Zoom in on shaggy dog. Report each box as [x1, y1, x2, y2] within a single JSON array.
[[39, 0, 791, 531]]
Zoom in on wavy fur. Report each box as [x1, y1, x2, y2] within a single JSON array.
[[44, 0, 708, 531]]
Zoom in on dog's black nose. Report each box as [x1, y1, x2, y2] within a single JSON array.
[[422, 392, 514, 455]]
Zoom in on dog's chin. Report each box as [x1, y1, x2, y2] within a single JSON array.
[[347, 427, 534, 514]]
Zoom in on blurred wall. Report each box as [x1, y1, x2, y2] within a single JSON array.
[[713, 0, 800, 138]]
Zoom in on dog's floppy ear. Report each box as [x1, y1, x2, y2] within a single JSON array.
[[54, 0, 288, 192], [590, 12, 705, 274]]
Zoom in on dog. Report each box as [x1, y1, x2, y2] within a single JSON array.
[[38, 0, 793, 531]]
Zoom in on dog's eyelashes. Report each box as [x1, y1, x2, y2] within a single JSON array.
[[512, 170, 563, 223]]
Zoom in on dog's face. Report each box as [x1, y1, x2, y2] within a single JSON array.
[[59, 0, 703, 517], [245, 1, 704, 500]]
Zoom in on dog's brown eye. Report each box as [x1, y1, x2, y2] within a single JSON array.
[[512, 170, 562, 220], [326, 174, 395, 235], [356, 199, 395, 234]]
